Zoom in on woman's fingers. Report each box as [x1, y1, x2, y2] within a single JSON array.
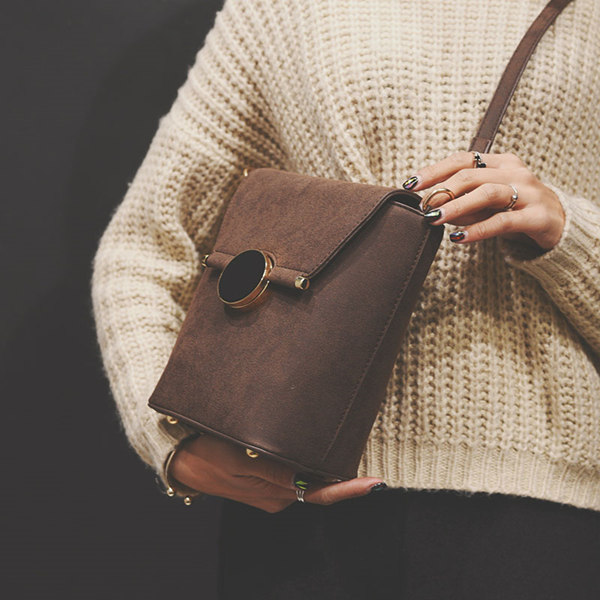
[[446, 210, 523, 244], [168, 433, 386, 513], [232, 476, 385, 514], [173, 435, 296, 494], [424, 182, 523, 225], [404, 150, 565, 248], [422, 168, 527, 211], [232, 475, 384, 513], [403, 151, 523, 192], [419, 171, 563, 249], [448, 204, 562, 249], [239, 459, 385, 507], [304, 477, 385, 505], [240, 450, 299, 491], [226, 477, 296, 513]]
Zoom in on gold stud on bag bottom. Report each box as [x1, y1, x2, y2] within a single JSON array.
[[148, 167, 442, 482]]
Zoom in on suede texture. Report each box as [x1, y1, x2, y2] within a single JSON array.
[[148, 169, 442, 480]]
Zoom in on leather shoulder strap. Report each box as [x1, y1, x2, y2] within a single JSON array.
[[470, 0, 573, 153]]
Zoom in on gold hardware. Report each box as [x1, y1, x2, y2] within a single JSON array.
[[294, 276, 310, 290], [218, 249, 274, 309], [422, 187, 455, 212], [243, 167, 251, 177], [246, 448, 260, 458], [163, 446, 205, 506], [201, 254, 210, 268], [166, 416, 179, 425]]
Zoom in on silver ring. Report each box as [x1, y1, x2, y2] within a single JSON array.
[[504, 184, 518, 211], [296, 488, 306, 503], [472, 151, 487, 168]]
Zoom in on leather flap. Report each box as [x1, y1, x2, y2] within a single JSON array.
[[206, 168, 422, 288]]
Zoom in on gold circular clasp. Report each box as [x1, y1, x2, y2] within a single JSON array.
[[217, 249, 274, 309]]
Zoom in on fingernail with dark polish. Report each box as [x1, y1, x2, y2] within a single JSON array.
[[369, 482, 388, 493], [424, 208, 443, 221], [402, 175, 420, 190], [293, 474, 311, 490], [450, 230, 466, 242]]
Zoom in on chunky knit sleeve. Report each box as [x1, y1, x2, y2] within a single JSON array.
[[91, 0, 282, 488], [502, 184, 600, 355]]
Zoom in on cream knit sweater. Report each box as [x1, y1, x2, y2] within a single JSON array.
[[91, 0, 600, 511]]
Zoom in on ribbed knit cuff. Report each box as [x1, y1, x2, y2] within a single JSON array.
[[501, 184, 600, 292]]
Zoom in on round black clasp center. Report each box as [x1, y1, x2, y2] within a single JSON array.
[[217, 249, 274, 309]]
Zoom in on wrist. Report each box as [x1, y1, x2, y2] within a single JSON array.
[[160, 433, 206, 506], [536, 198, 566, 250]]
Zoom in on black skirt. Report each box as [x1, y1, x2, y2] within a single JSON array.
[[217, 488, 600, 600]]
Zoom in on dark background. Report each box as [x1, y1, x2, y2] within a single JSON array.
[[2, 1, 224, 597]]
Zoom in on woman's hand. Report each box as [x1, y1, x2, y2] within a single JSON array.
[[168, 434, 386, 513], [403, 151, 566, 250]]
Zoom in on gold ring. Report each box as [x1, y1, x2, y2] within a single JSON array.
[[422, 187, 455, 212], [503, 184, 518, 211]]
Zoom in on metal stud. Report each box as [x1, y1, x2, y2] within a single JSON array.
[[295, 276, 310, 290], [166, 416, 179, 425], [183, 496, 193, 506], [246, 448, 260, 458], [166, 487, 175, 497], [201, 254, 210, 268]]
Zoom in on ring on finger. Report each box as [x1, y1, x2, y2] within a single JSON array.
[[422, 187, 455, 212], [296, 488, 306, 503], [293, 474, 310, 490], [472, 151, 487, 169], [503, 184, 519, 211]]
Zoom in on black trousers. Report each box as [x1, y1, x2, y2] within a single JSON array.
[[217, 488, 600, 599]]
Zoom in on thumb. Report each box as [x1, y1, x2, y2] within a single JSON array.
[[306, 477, 386, 505]]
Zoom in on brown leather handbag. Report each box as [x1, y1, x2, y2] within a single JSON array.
[[148, 0, 572, 482]]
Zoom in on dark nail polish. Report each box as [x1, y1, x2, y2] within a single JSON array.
[[450, 230, 466, 242], [293, 474, 311, 490], [402, 175, 419, 190], [369, 482, 388, 493], [424, 208, 442, 221]]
